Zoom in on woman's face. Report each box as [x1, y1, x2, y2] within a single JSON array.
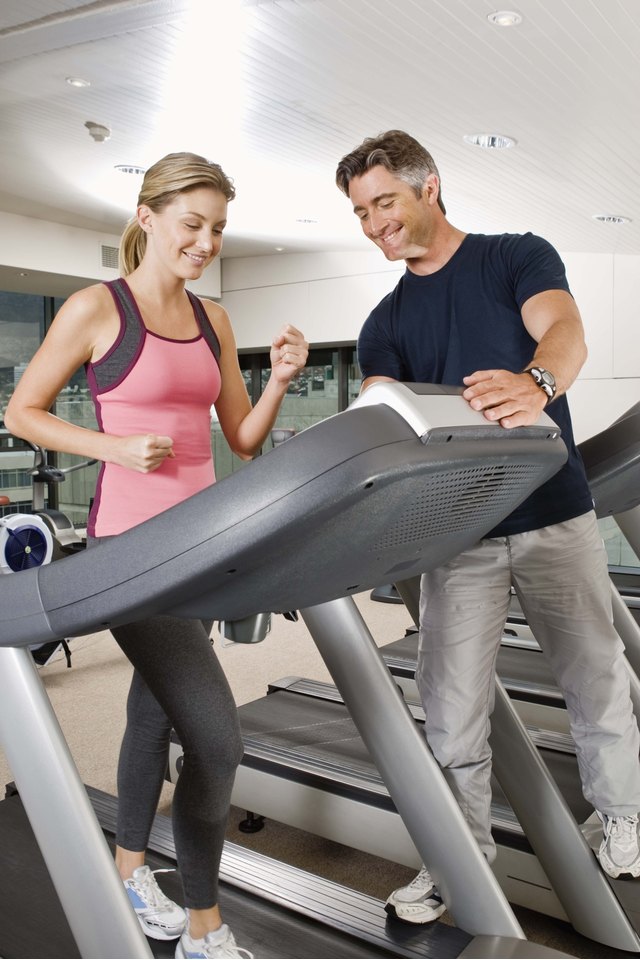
[[139, 186, 228, 279]]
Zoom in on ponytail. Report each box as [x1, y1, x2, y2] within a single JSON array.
[[119, 218, 148, 276]]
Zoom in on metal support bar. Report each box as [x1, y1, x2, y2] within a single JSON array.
[[300, 596, 525, 940], [491, 678, 640, 952], [0, 646, 152, 959], [394, 576, 422, 626], [615, 505, 640, 558], [609, 584, 640, 725], [395, 575, 640, 951]]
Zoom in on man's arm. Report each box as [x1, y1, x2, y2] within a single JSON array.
[[461, 289, 588, 429], [361, 374, 397, 393], [520, 289, 587, 393]]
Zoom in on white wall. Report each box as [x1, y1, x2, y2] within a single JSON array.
[[221, 250, 640, 443], [221, 251, 402, 348], [560, 252, 640, 441], [0, 210, 221, 298]]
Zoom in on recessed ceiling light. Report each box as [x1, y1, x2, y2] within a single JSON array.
[[17, 271, 28, 277], [114, 164, 146, 175], [592, 214, 632, 225], [487, 11, 523, 27], [463, 133, 517, 149], [66, 76, 91, 88], [275, 246, 285, 252]]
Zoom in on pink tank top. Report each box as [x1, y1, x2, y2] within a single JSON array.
[[86, 279, 222, 536]]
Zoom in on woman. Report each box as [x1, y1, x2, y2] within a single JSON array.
[[5, 152, 308, 959]]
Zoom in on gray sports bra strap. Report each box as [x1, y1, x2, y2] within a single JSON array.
[[187, 290, 221, 363], [92, 279, 145, 393]]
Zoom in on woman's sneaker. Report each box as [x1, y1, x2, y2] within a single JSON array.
[[597, 812, 640, 878], [124, 865, 186, 940], [385, 865, 446, 924], [175, 923, 253, 959]]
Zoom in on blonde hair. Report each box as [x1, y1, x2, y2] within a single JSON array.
[[119, 152, 236, 275]]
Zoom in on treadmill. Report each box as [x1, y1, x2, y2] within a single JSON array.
[[216, 401, 640, 952], [0, 383, 572, 959], [386, 399, 640, 726]]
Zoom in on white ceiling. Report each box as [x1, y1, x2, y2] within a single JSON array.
[[0, 0, 639, 291]]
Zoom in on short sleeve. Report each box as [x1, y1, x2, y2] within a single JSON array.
[[357, 303, 405, 381], [503, 233, 572, 309]]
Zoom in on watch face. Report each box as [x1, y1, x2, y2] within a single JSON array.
[[529, 367, 556, 398]]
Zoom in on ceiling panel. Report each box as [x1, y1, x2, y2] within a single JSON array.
[[0, 0, 637, 261]]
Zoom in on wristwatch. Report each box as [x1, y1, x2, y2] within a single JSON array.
[[526, 366, 557, 401]]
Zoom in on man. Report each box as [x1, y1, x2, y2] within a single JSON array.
[[335, 129, 640, 924]]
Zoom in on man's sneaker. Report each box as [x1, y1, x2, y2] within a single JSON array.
[[597, 812, 640, 879], [175, 923, 253, 959], [124, 865, 186, 940], [385, 865, 446, 924]]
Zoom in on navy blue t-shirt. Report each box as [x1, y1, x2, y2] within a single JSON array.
[[357, 232, 594, 537]]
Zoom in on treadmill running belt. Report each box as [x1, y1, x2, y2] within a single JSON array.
[[0, 790, 472, 959], [238, 689, 593, 826]]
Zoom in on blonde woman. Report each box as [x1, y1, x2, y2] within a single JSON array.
[[6, 152, 308, 959]]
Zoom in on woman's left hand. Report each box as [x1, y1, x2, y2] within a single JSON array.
[[270, 324, 309, 384]]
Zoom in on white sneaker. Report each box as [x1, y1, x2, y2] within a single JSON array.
[[124, 865, 186, 940], [385, 865, 446, 924], [597, 812, 640, 879], [175, 923, 253, 959]]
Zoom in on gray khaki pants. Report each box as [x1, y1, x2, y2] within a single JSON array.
[[417, 510, 640, 862]]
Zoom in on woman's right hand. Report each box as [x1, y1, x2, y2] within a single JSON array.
[[113, 434, 175, 472]]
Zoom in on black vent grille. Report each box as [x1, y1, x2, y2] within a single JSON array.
[[100, 244, 119, 269], [373, 464, 538, 549]]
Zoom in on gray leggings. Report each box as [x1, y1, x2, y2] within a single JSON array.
[[111, 616, 243, 908], [88, 536, 243, 908]]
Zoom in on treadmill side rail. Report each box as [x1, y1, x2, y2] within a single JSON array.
[[0, 646, 152, 959]]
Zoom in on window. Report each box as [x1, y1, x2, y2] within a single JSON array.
[[0, 293, 46, 516], [209, 347, 361, 479], [210, 360, 256, 479], [47, 298, 100, 527], [259, 347, 342, 452], [0, 291, 44, 422]]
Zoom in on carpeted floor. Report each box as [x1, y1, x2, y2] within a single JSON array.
[[0, 594, 636, 959]]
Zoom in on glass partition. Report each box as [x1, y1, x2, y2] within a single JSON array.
[[0, 292, 45, 516], [210, 348, 360, 478], [0, 291, 43, 422], [599, 516, 640, 570], [210, 363, 255, 480], [259, 348, 341, 454]]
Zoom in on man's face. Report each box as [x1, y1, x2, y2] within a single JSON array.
[[348, 165, 438, 261]]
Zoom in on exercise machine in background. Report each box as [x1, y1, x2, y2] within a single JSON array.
[[0, 427, 94, 666]]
